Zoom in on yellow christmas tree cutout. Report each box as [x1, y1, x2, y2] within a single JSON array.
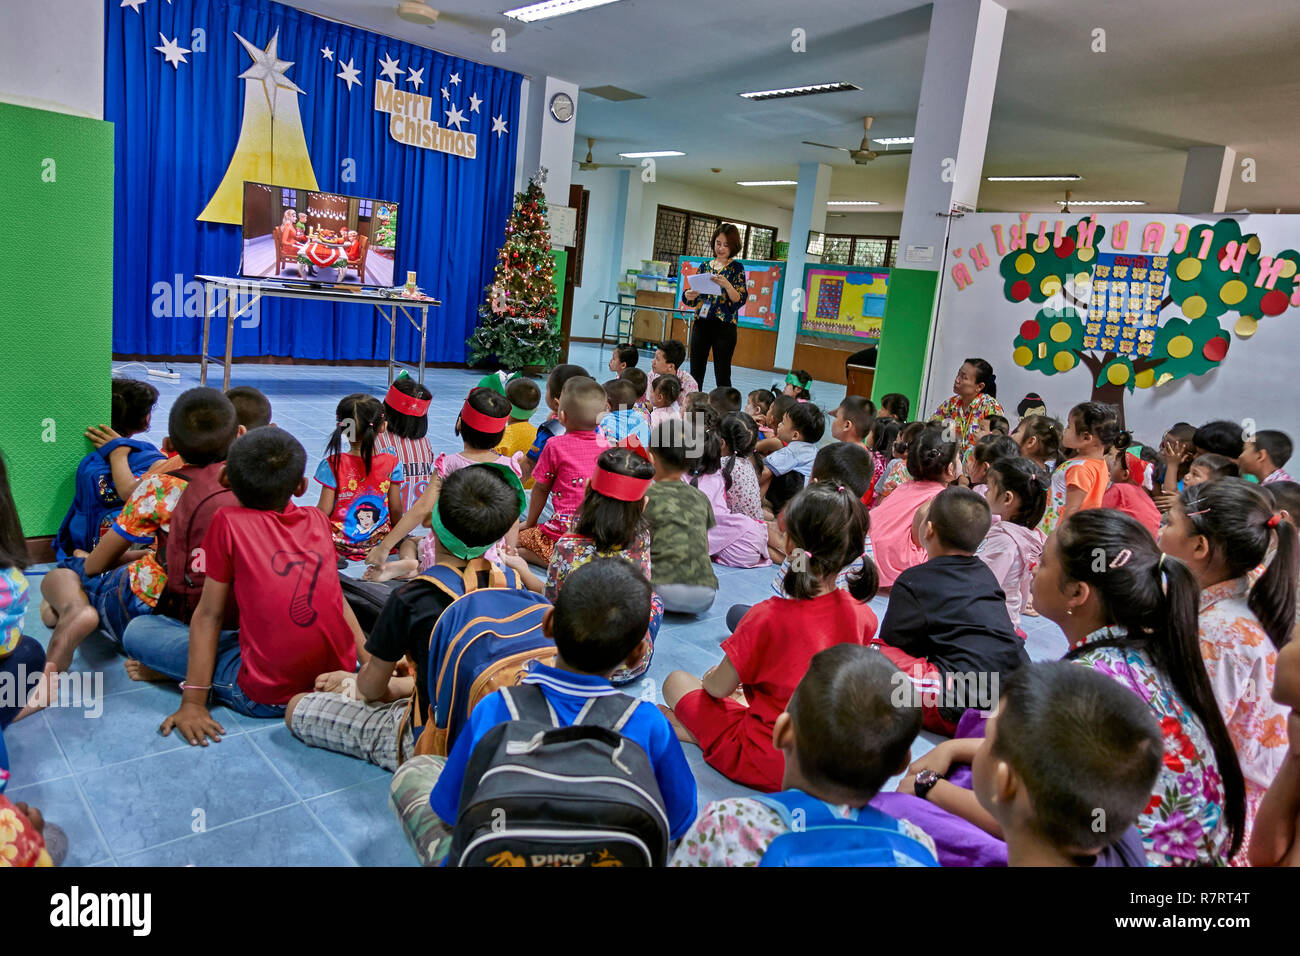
[[198, 30, 319, 224]]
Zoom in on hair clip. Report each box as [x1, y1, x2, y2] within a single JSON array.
[[1185, 507, 1212, 517], [1108, 548, 1133, 569], [1267, 513, 1282, 529]]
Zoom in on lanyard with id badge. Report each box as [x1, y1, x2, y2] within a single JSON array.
[[697, 267, 722, 320]]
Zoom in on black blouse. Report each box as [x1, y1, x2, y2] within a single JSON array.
[[687, 259, 749, 325]]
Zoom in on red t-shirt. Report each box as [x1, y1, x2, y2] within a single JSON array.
[[202, 502, 357, 705], [1102, 482, 1163, 540], [722, 589, 879, 746]]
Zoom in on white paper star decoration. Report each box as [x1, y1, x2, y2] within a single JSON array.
[[449, 72, 461, 86], [492, 115, 508, 138], [122, 0, 147, 12], [235, 31, 302, 109], [320, 46, 334, 61], [407, 66, 424, 90], [378, 52, 401, 83], [468, 92, 482, 113], [336, 57, 361, 91], [445, 104, 467, 130], [155, 33, 191, 70]]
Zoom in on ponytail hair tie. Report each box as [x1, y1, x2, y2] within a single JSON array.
[[1157, 553, 1166, 571], [1268, 513, 1282, 529]]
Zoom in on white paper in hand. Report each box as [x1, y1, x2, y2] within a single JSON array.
[[687, 272, 722, 294]]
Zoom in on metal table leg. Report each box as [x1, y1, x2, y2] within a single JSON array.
[[387, 305, 397, 386], [200, 283, 213, 386], [223, 293, 236, 391], [419, 306, 427, 385]]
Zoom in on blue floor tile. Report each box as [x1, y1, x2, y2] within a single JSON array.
[[0, 713, 72, 788], [4, 777, 112, 866], [304, 776, 417, 867], [249, 723, 388, 800], [44, 684, 202, 773], [119, 804, 352, 867]]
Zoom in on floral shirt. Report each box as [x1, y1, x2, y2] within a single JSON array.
[[1036, 461, 1069, 537], [1263, 469, 1294, 485], [111, 473, 190, 605], [932, 393, 1005, 461], [0, 568, 29, 657], [1069, 625, 1232, 866], [722, 455, 765, 523], [669, 795, 937, 867], [1198, 577, 1290, 864], [685, 259, 749, 325], [873, 458, 911, 503], [544, 527, 653, 601]]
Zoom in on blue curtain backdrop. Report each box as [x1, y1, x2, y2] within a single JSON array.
[[105, 0, 522, 363]]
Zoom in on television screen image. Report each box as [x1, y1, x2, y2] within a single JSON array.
[[240, 182, 398, 288]]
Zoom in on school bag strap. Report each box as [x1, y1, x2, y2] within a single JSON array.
[[501, 684, 639, 734], [752, 790, 939, 867]]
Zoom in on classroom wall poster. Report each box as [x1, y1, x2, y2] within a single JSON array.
[[799, 264, 890, 341], [676, 256, 783, 331], [926, 212, 1300, 444]]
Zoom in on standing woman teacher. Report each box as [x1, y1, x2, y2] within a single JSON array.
[[933, 357, 1005, 461], [683, 224, 748, 389]]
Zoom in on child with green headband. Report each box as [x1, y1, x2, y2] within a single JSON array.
[[495, 377, 542, 485]]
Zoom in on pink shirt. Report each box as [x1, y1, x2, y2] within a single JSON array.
[[869, 480, 947, 587], [649, 402, 681, 429], [975, 519, 1045, 630], [533, 429, 604, 540]]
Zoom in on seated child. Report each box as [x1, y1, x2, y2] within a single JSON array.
[[779, 369, 812, 401], [1185, 452, 1239, 486], [718, 412, 765, 524], [664, 482, 879, 791], [971, 661, 1162, 866], [1194, 419, 1246, 460], [608, 343, 639, 375], [39, 388, 239, 679], [56, 377, 165, 560], [879, 392, 910, 423], [1036, 402, 1116, 538], [520, 363, 588, 484], [682, 391, 711, 422], [519, 377, 607, 567], [865, 419, 901, 508], [1239, 429, 1294, 486], [760, 401, 824, 516], [648, 338, 698, 398], [686, 410, 769, 569], [1102, 448, 1161, 539], [671, 645, 938, 867], [976, 458, 1048, 633], [225, 385, 273, 430], [870, 424, 959, 588], [389, 558, 699, 864], [291, 463, 525, 770], [496, 377, 542, 474], [316, 393, 405, 563], [648, 373, 682, 429], [708, 386, 742, 416], [380, 376, 434, 567], [1010, 414, 1063, 474], [0, 452, 47, 729], [622, 367, 651, 422], [1154, 420, 1198, 509], [976, 413, 1010, 439], [746, 388, 777, 440], [873, 420, 926, 502], [874, 486, 1028, 735], [962, 434, 1020, 497], [1249, 639, 1300, 866], [133, 428, 363, 735], [756, 394, 797, 456], [831, 396, 875, 448], [644, 418, 718, 614], [598, 378, 650, 448]]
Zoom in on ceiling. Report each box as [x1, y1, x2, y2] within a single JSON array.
[[278, 0, 1300, 213]]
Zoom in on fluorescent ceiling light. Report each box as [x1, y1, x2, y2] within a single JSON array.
[[739, 82, 860, 101], [827, 201, 880, 207], [987, 175, 1082, 182], [872, 136, 914, 146], [736, 180, 798, 187], [618, 150, 685, 158], [503, 0, 623, 22], [1057, 200, 1145, 207]]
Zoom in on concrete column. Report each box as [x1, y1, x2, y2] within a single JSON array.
[[518, 74, 578, 207], [1178, 146, 1236, 214], [874, 0, 1006, 410], [775, 161, 831, 369]]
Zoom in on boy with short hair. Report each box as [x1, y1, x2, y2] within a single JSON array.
[[389, 559, 698, 865], [608, 344, 639, 374], [760, 402, 825, 514], [647, 339, 698, 399], [518, 377, 608, 566], [831, 396, 875, 446], [289, 463, 526, 769], [598, 378, 650, 447], [874, 486, 1027, 735], [520, 364, 588, 483], [672, 644, 937, 866], [129, 428, 363, 739], [622, 366, 651, 421], [973, 661, 1161, 866], [225, 386, 273, 430], [495, 377, 542, 470], [709, 387, 742, 415], [1239, 429, 1294, 485]]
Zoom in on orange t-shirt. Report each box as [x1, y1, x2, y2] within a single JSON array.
[[1064, 457, 1109, 510]]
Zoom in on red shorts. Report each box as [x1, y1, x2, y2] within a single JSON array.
[[674, 689, 784, 793], [517, 526, 556, 563], [870, 641, 960, 737]]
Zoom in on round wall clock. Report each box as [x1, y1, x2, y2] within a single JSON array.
[[549, 91, 575, 123]]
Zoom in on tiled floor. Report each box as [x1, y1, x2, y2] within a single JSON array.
[[8, 342, 1067, 866]]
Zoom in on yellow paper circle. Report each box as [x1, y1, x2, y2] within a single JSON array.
[[1041, 276, 1062, 297], [1220, 279, 1247, 305], [1074, 272, 1091, 287], [1280, 259, 1297, 279], [1247, 235, 1262, 255], [1168, 335, 1193, 359], [1176, 258, 1202, 281], [1234, 315, 1259, 338], [1013, 346, 1033, 366], [1156, 372, 1174, 387], [1107, 363, 1130, 386], [1135, 368, 1155, 389], [1183, 295, 1207, 319], [1050, 321, 1072, 342], [1076, 246, 1095, 263], [1015, 253, 1036, 274], [1053, 352, 1075, 372]]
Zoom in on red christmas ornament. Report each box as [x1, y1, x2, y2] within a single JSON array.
[[1020, 320, 1041, 340], [1054, 236, 1076, 258], [1261, 289, 1288, 316], [1202, 336, 1228, 362], [1010, 280, 1031, 302]]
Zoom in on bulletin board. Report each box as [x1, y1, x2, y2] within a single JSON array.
[[799, 264, 891, 341], [676, 257, 784, 330]]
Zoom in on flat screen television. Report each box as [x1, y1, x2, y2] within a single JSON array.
[[240, 182, 399, 289]]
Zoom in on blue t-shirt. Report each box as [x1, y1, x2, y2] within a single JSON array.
[[430, 663, 698, 840], [764, 440, 817, 480], [526, 417, 565, 464], [598, 408, 651, 448]]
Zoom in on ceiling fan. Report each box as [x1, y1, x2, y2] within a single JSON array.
[[392, 1, 524, 35], [802, 116, 912, 165], [574, 138, 636, 172]]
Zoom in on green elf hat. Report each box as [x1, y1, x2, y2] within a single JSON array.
[[430, 461, 527, 559], [476, 371, 516, 397]]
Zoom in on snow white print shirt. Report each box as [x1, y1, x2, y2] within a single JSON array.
[[314, 450, 404, 558]]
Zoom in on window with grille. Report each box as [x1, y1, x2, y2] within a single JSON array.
[[822, 236, 852, 265], [851, 237, 888, 267], [817, 234, 899, 269], [747, 226, 776, 260], [651, 205, 779, 274], [888, 242, 899, 267], [685, 216, 719, 256], [653, 208, 688, 265], [358, 199, 372, 217], [282, 188, 297, 207]]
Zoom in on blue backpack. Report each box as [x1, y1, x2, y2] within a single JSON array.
[[54, 438, 165, 562], [754, 790, 939, 867], [399, 559, 556, 762]]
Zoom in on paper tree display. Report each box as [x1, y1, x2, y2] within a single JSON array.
[[1006, 218, 1300, 419], [467, 172, 561, 370]]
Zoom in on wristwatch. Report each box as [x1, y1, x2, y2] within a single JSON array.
[[914, 770, 942, 801]]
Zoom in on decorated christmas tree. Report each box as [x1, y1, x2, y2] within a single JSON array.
[[374, 205, 397, 247], [467, 171, 561, 371]]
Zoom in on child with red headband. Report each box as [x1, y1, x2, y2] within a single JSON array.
[[1102, 446, 1162, 540], [380, 375, 435, 572]]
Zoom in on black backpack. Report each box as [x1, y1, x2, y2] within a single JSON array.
[[447, 683, 670, 867]]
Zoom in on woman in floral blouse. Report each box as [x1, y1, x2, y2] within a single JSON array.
[[1031, 508, 1246, 866], [931, 358, 1005, 462], [1158, 478, 1296, 864], [683, 224, 748, 390]]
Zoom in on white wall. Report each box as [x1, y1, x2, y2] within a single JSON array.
[[0, 0, 104, 118]]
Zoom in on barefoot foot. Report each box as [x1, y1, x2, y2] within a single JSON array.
[[124, 659, 169, 683], [40, 599, 57, 629]]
